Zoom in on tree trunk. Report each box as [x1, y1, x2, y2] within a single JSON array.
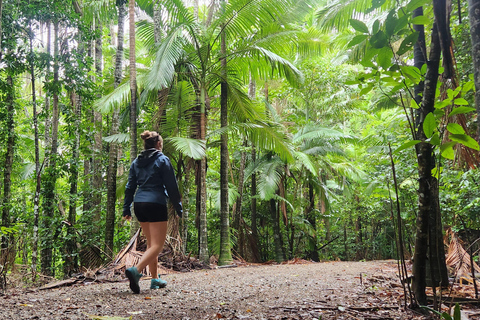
[[218, 3, 232, 266], [413, 7, 427, 127], [105, 0, 126, 257], [64, 90, 81, 277], [198, 85, 209, 265], [1, 75, 15, 254], [29, 27, 41, 278], [129, 0, 137, 163], [129, 0, 140, 236], [307, 182, 319, 261], [233, 141, 246, 258], [93, 18, 103, 224], [193, 0, 199, 20], [412, 23, 449, 305], [41, 21, 60, 276], [270, 199, 283, 263], [468, 0, 480, 141]]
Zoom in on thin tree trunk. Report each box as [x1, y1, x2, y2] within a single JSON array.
[[468, 0, 480, 141], [105, 0, 126, 256], [413, 7, 427, 127], [307, 182, 319, 261], [129, 0, 137, 163], [218, 2, 232, 266], [1, 75, 15, 254], [193, 0, 199, 20], [129, 0, 140, 236], [270, 199, 283, 263], [41, 21, 60, 276], [198, 85, 209, 265], [248, 78, 260, 262], [93, 19, 103, 223], [65, 90, 81, 277], [412, 23, 449, 305], [233, 141, 246, 258], [29, 27, 41, 278]]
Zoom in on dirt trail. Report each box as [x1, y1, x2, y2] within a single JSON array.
[[0, 260, 430, 319]]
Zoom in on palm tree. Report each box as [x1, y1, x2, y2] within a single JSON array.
[[105, 0, 127, 256], [99, 0, 313, 264]]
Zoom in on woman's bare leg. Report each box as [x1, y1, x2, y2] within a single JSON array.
[[136, 221, 168, 279]]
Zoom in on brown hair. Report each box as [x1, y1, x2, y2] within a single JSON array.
[[140, 130, 163, 150]]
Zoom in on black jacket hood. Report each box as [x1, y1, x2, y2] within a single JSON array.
[[136, 148, 161, 168]]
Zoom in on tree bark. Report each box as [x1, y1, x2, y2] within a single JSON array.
[[413, 7, 427, 128], [270, 198, 284, 263], [129, 0, 137, 163], [198, 85, 209, 265], [218, 2, 232, 266], [129, 0, 140, 236], [93, 18, 103, 224], [1, 75, 15, 253], [41, 21, 60, 276], [412, 23, 449, 305], [468, 0, 480, 141], [307, 182, 319, 261], [29, 26, 41, 278], [64, 90, 81, 277], [105, 0, 126, 256]]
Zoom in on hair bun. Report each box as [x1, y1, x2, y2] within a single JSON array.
[[140, 131, 151, 141]]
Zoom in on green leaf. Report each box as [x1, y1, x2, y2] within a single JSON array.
[[347, 35, 368, 47], [411, 15, 430, 25], [435, 100, 450, 109], [394, 140, 421, 154], [423, 112, 436, 138], [360, 85, 373, 95], [449, 107, 476, 117], [401, 66, 421, 83], [372, 20, 380, 34], [166, 137, 206, 160], [370, 30, 388, 48], [350, 19, 369, 33], [406, 0, 430, 13], [441, 312, 453, 320], [453, 303, 461, 320], [454, 98, 469, 105], [377, 47, 393, 69], [385, 10, 397, 37], [429, 132, 440, 146], [410, 99, 419, 109], [463, 81, 474, 93], [447, 123, 465, 135], [367, 0, 386, 12], [450, 134, 480, 151], [397, 32, 419, 55], [103, 133, 130, 143], [440, 141, 457, 160]]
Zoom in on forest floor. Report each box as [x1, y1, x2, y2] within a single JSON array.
[[1, 259, 480, 320]]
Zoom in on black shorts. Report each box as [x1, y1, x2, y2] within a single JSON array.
[[133, 202, 168, 222]]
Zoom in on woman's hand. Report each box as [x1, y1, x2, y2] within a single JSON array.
[[122, 215, 132, 221]]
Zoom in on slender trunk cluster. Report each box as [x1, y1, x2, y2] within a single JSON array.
[[412, 23, 448, 305], [105, 0, 126, 256]]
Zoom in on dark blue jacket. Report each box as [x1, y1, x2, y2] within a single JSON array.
[[123, 149, 183, 217]]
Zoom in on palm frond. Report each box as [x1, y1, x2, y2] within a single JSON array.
[[166, 137, 206, 160], [103, 133, 130, 143], [145, 24, 189, 91], [294, 151, 318, 176]]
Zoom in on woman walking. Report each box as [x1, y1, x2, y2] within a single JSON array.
[[123, 130, 183, 294]]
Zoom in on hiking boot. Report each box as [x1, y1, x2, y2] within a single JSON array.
[[150, 277, 167, 289], [125, 266, 142, 294]]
